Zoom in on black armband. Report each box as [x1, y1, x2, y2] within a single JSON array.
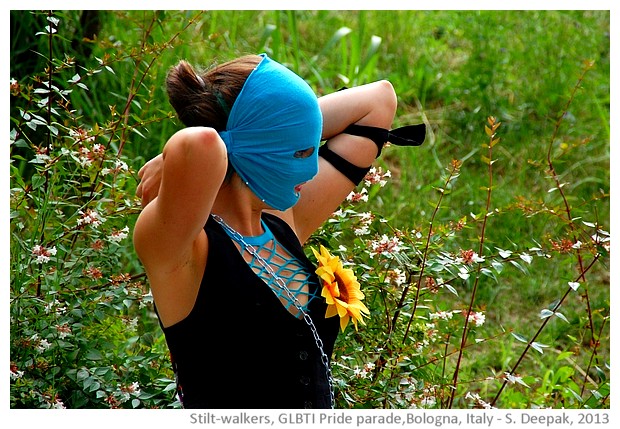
[[342, 123, 427, 158], [319, 143, 370, 186]]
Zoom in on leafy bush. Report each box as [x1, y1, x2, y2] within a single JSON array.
[[10, 10, 179, 408], [312, 115, 609, 409]]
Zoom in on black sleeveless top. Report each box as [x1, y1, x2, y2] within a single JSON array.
[[160, 213, 340, 409]]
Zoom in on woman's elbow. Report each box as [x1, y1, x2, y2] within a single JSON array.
[[371, 80, 398, 127]]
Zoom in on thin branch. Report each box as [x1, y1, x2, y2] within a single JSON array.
[[448, 116, 500, 408]]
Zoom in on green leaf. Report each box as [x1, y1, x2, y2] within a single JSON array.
[[539, 309, 554, 319], [77, 368, 89, 381], [163, 382, 177, 392], [131, 127, 146, 139], [85, 349, 103, 360], [531, 341, 550, 354], [31, 174, 46, 190], [316, 26, 352, 60], [594, 366, 607, 381], [565, 387, 583, 403], [556, 351, 573, 361], [491, 260, 504, 273]]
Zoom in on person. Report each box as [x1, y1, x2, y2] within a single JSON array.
[[133, 53, 424, 409]]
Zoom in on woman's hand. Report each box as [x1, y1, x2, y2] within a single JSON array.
[[136, 153, 164, 207]]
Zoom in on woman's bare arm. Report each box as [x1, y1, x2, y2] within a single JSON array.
[[133, 127, 227, 273], [291, 80, 397, 243]]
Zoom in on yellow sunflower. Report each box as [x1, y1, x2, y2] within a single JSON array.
[[312, 245, 370, 332]]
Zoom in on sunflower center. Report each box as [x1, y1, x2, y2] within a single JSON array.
[[334, 272, 349, 302]]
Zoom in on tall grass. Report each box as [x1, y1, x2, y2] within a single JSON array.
[[10, 10, 609, 409]]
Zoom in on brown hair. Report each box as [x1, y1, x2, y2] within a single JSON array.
[[166, 55, 262, 130]]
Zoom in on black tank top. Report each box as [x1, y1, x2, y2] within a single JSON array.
[[160, 213, 339, 408]]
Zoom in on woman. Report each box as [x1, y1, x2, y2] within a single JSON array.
[[134, 53, 412, 409]]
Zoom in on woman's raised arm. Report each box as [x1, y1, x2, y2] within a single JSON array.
[[290, 80, 397, 242], [133, 127, 227, 273]]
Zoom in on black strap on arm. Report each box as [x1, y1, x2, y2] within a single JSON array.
[[318, 143, 370, 186], [343, 123, 426, 158], [322, 86, 426, 183]]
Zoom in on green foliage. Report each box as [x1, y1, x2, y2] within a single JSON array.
[[10, 10, 609, 409]]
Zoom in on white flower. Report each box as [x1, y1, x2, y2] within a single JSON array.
[[353, 366, 369, 379], [55, 324, 72, 339], [591, 229, 610, 244], [465, 392, 494, 409], [10, 368, 24, 380], [430, 310, 454, 321], [346, 188, 368, 203], [77, 209, 105, 228], [420, 396, 437, 407], [109, 226, 129, 243], [504, 372, 530, 388], [36, 338, 51, 353], [44, 299, 67, 315], [364, 166, 391, 187], [32, 244, 57, 264], [385, 268, 407, 286], [122, 317, 138, 330], [354, 225, 370, 236], [467, 311, 486, 327], [102, 159, 128, 175], [369, 234, 402, 257], [128, 381, 140, 395]]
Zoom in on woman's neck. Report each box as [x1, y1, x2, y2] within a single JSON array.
[[211, 176, 266, 236]]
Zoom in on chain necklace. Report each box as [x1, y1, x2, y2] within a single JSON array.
[[212, 214, 335, 409]]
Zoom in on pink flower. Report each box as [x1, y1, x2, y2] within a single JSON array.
[[459, 249, 485, 264], [55, 324, 72, 339]]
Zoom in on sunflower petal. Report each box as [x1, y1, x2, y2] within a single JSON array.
[[325, 304, 339, 319], [339, 314, 350, 332]]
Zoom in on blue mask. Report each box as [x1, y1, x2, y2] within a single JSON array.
[[218, 54, 322, 211]]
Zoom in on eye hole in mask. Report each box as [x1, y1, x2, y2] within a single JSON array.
[[293, 147, 315, 159]]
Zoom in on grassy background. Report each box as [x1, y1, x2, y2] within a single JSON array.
[[10, 10, 609, 408]]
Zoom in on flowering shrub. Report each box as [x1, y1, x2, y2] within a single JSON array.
[[10, 11, 180, 408], [308, 115, 609, 409], [10, 11, 609, 409]]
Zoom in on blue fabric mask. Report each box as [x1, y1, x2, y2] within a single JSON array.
[[218, 54, 323, 211]]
